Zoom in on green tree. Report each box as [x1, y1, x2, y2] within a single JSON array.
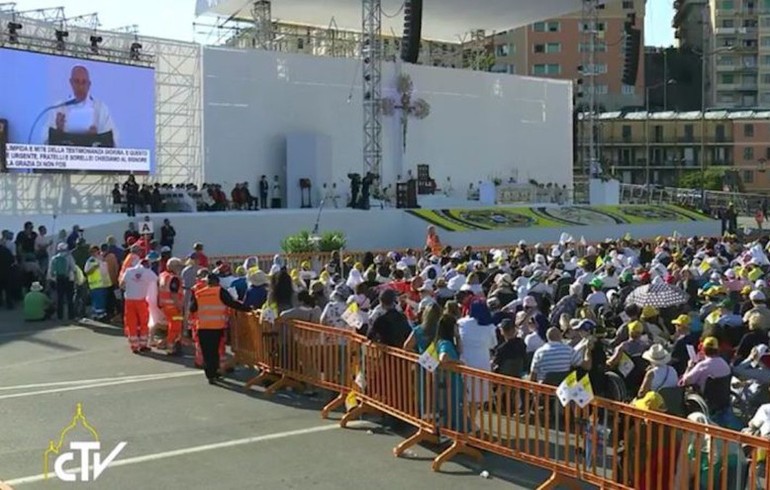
[[678, 169, 724, 191]]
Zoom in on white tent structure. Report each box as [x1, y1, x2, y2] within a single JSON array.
[[195, 0, 599, 41]]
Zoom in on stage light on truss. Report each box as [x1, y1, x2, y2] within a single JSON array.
[[54, 29, 68, 51], [6, 22, 22, 44], [129, 42, 142, 61], [89, 35, 103, 53]]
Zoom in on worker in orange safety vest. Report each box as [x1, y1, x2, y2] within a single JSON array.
[[188, 270, 209, 368], [158, 257, 185, 355], [189, 273, 251, 384]]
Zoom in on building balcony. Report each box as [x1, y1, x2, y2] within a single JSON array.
[[716, 63, 737, 71], [715, 27, 737, 35]]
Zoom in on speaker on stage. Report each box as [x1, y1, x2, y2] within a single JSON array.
[[396, 180, 418, 209], [401, 0, 423, 64]]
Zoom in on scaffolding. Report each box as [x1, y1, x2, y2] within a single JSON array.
[[362, 0, 383, 179], [578, 0, 600, 182], [0, 9, 201, 215]]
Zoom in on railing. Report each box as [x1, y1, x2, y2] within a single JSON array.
[[619, 183, 767, 216], [229, 314, 770, 489]]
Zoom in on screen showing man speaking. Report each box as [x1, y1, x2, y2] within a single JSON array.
[[0, 48, 155, 172]]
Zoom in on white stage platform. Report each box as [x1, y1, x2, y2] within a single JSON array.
[[0, 205, 719, 257]]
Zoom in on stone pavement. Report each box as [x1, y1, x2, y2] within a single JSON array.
[[0, 310, 565, 490]]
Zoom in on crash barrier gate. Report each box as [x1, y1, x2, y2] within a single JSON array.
[[210, 237, 693, 275], [230, 312, 770, 490]]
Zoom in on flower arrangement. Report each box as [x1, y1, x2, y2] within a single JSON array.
[[281, 230, 346, 254]]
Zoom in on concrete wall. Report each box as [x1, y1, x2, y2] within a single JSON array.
[[1, 209, 720, 258]]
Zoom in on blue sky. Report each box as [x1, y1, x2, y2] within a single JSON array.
[[12, 0, 675, 46]]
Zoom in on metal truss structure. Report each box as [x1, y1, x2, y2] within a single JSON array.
[[250, 0, 273, 50], [361, 0, 383, 178], [0, 9, 201, 215], [578, 0, 600, 181]]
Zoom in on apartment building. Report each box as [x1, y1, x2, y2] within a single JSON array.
[[579, 110, 770, 191], [488, 0, 645, 110], [675, 0, 770, 108]]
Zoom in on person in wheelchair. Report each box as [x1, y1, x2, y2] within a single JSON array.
[[680, 336, 731, 393], [637, 344, 679, 398]]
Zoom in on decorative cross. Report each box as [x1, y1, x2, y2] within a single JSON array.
[[381, 73, 430, 153]]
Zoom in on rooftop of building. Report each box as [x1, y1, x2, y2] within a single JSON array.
[[579, 109, 770, 121]]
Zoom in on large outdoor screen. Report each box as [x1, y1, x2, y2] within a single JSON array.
[[0, 48, 155, 173]]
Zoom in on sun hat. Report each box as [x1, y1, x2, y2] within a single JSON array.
[[247, 270, 269, 287], [641, 305, 658, 319], [642, 344, 672, 366], [750, 290, 767, 302], [671, 314, 691, 327], [30, 281, 43, 292], [702, 336, 719, 350], [628, 320, 644, 336]]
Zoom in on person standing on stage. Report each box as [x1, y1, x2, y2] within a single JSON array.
[[188, 274, 251, 384], [120, 259, 158, 353], [259, 175, 269, 210]]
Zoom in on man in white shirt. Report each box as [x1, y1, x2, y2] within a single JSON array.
[[120, 260, 158, 353], [47, 65, 116, 145]]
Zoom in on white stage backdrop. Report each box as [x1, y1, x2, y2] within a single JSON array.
[[202, 47, 572, 201]]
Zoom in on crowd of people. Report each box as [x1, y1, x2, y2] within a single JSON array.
[[114, 175, 284, 216], [5, 217, 770, 458]]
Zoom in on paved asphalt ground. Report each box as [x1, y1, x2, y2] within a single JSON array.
[[0, 310, 562, 490]]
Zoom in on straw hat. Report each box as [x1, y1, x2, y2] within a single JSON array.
[[642, 344, 671, 366]]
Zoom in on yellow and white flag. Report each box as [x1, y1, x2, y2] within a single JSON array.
[[574, 375, 595, 408], [555, 371, 578, 407]]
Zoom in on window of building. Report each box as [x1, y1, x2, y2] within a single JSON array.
[[653, 125, 663, 142], [622, 125, 632, 141], [684, 124, 694, 141], [533, 21, 560, 32], [745, 124, 755, 137], [722, 38, 736, 47], [583, 63, 608, 75], [766, 147, 770, 159], [721, 0, 734, 8], [545, 42, 561, 53], [622, 0, 634, 8], [745, 147, 755, 160], [762, 55, 770, 66], [717, 55, 736, 65], [297, 38, 304, 50], [586, 84, 609, 95], [722, 19, 735, 28], [534, 44, 545, 53], [744, 170, 755, 183], [716, 124, 726, 141], [762, 37, 770, 47], [718, 93, 737, 104], [579, 42, 607, 52], [721, 73, 735, 84], [622, 84, 636, 95], [579, 21, 606, 32], [532, 63, 561, 75], [762, 74, 770, 84], [496, 44, 511, 56], [762, 16, 770, 28]]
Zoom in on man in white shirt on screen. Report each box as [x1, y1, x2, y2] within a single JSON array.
[[47, 65, 117, 145]]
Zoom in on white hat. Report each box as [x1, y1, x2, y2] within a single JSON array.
[[725, 269, 736, 279], [447, 275, 466, 292], [30, 281, 43, 292], [56, 242, 67, 252], [756, 280, 768, 289], [750, 290, 767, 302], [418, 282, 434, 293], [642, 344, 672, 366]]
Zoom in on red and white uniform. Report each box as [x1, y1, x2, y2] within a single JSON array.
[[123, 264, 158, 352]]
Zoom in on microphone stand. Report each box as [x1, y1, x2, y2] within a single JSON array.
[[312, 198, 326, 237], [27, 101, 75, 144]]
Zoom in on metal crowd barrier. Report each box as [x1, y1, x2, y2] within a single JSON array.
[[229, 314, 770, 490]]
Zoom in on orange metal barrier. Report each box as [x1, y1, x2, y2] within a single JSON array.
[[228, 316, 769, 489]]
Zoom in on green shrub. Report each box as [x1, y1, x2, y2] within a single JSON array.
[[281, 230, 346, 254]]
